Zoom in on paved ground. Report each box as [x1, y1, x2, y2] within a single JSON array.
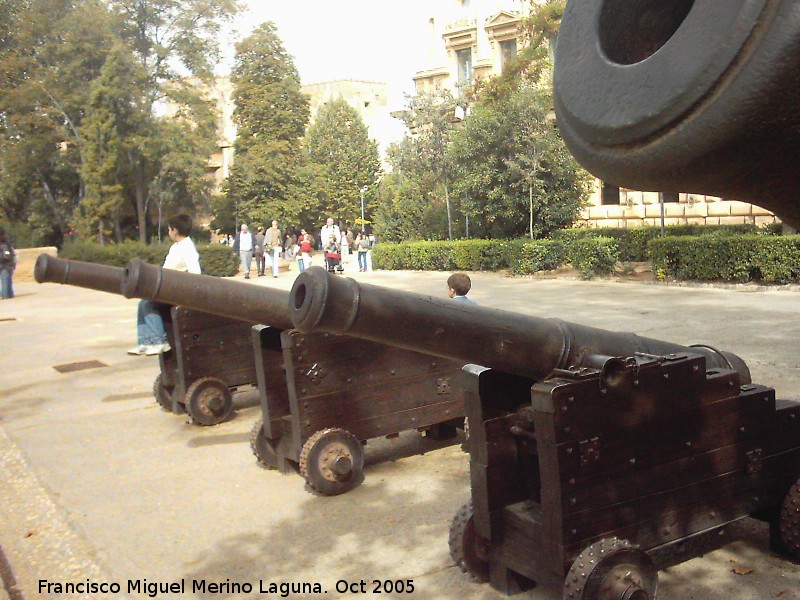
[[1, 259, 799, 600]]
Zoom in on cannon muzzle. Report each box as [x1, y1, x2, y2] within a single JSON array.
[[554, 1, 800, 228], [121, 259, 292, 330], [290, 267, 750, 382], [34, 255, 124, 295]]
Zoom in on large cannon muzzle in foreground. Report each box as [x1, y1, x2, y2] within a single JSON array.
[[554, 0, 800, 228], [34, 254, 124, 295], [121, 258, 292, 330], [289, 267, 750, 382]]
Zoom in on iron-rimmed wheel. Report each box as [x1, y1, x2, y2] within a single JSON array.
[[780, 478, 800, 559], [299, 428, 364, 495], [249, 418, 278, 470], [563, 538, 657, 600], [184, 377, 233, 426], [448, 501, 489, 582], [152, 373, 174, 411]]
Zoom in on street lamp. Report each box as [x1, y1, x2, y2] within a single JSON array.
[[360, 185, 369, 231]]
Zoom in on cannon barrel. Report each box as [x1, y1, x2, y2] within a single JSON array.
[[34, 254, 124, 295], [121, 258, 292, 330], [289, 267, 750, 382], [553, 1, 800, 228]]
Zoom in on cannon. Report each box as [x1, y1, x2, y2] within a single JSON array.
[[553, 0, 800, 229], [121, 259, 464, 494], [33, 255, 260, 425], [288, 267, 800, 597]]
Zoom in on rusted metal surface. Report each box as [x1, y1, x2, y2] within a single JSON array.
[[289, 267, 750, 382], [554, 0, 800, 228], [121, 258, 293, 330], [34, 255, 124, 295]]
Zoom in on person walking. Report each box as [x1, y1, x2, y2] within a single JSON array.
[[232, 224, 256, 279], [355, 231, 370, 272], [254, 226, 266, 276], [129, 214, 200, 356], [264, 220, 282, 278], [298, 229, 313, 272], [320, 218, 340, 250], [0, 227, 17, 299]]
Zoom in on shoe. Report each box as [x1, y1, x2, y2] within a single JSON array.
[[145, 343, 171, 356], [273, 275, 278, 278], [244, 274, 250, 279], [127, 345, 147, 356]]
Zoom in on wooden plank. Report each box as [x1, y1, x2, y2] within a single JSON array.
[[300, 398, 464, 443], [561, 448, 800, 550], [561, 429, 800, 514], [490, 502, 563, 589], [553, 388, 781, 482], [252, 325, 289, 440], [547, 359, 757, 443], [294, 373, 463, 426]]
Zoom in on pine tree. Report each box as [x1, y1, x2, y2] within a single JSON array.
[[226, 22, 310, 227], [304, 98, 381, 227]]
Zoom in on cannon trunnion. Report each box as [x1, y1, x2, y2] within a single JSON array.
[[289, 268, 800, 596]]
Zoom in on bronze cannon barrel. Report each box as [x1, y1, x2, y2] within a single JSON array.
[[121, 258, 292, 330], [553, 0, 800, 228], [34, 254, 124, 295], [289, 267, 750, 382]]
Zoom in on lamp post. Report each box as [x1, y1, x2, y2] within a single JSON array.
[[360, 185, 368, 231]]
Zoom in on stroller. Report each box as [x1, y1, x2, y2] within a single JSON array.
[[324, 237, 344, 273]]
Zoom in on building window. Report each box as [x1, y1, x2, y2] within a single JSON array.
[[456, 48, 473, 86], [500, 39, 517, 68], [601, 182, 620, 205], [662, 191, 679, 203]]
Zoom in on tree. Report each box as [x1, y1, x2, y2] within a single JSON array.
[[374, 91, 462, 242], [226, 22, 310, 227], [106, 0, 241, 241], [304, 98, 381, 227], [447, 86, 590, 239], [0, 0, 114, 244]]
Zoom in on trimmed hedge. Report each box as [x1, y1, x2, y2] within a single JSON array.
[[372, 237, 619, 279], [553, 223, 780, 262], [61, 239, 239, 277], [648, 235, 800, 284]]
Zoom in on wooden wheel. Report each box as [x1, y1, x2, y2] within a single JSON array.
[[152, 373, 174, 411], [249, 418, 278, 470], [448, 501, 489, 582], [184, 377, 233, 426], [299, 428, 364, 495], [780, 478, 800, 559], [564, 538, 657, 600]]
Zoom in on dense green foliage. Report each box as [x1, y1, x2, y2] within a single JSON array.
[[0, 0, 240, 245], [304, 98, 381, 228], [375, 92, 462, 241], [222, 22, 310, 231], [554, 223, 781, 261], [372, 236, 615, 279], [648, 235, 800, 284], [60, 239, 238, 277], [447, 87, 591, 239]]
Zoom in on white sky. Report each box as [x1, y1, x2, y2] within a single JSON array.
[[219, 1, 434, 105]]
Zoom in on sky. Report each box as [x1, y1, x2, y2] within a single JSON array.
[[219, 0, 434, 106]]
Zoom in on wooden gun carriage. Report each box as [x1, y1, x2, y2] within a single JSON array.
[[120, 258, 464, 495], [288, 267, 800, 598], [34, 255, 258, 426]]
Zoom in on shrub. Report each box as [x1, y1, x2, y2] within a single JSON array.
[[566, 237, 619, 279], [511, 240, 566, 275], [648, 235, 800, 283], [60, 240, 238, 277]]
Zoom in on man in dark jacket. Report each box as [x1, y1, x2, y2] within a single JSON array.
[[232, 224, 257, 279]]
